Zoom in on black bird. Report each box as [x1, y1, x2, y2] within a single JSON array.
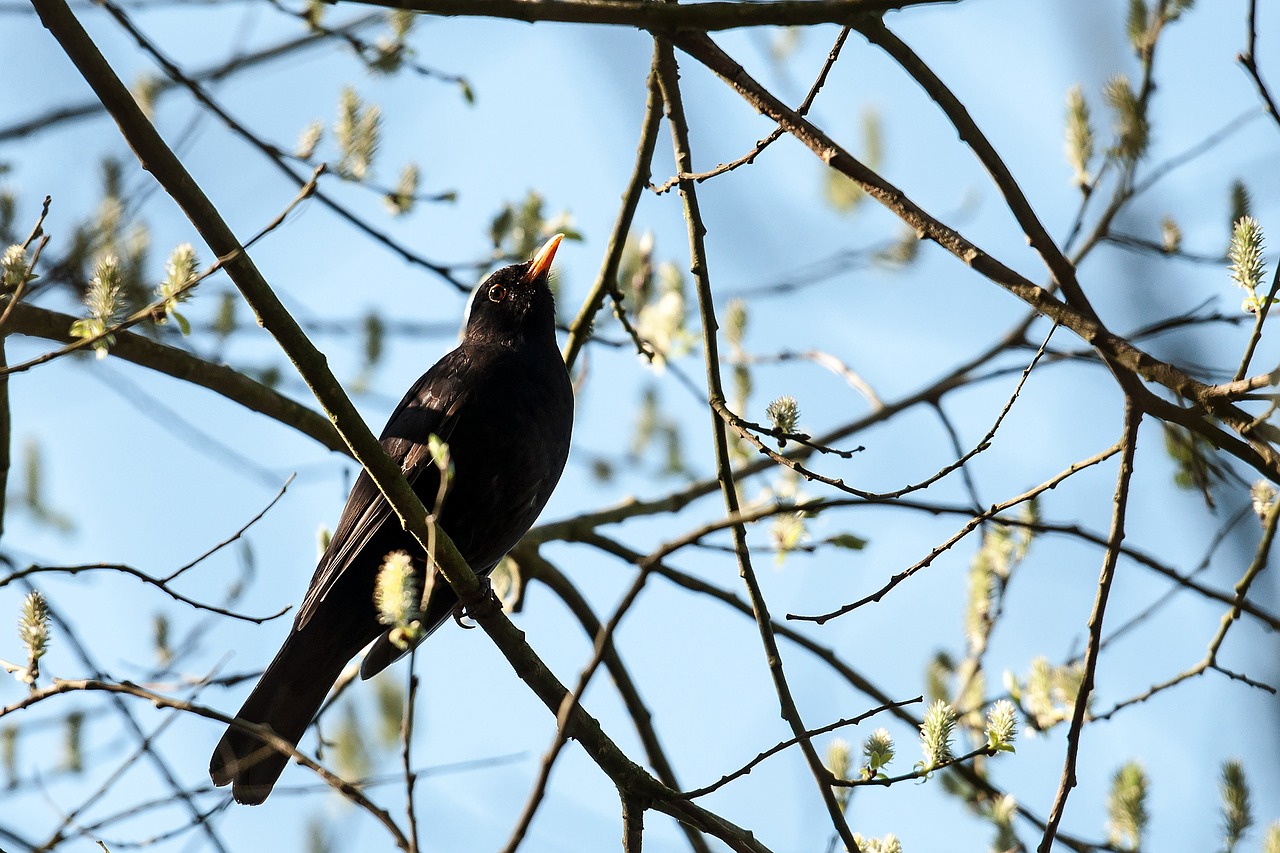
[[210, 235, 574, 805]]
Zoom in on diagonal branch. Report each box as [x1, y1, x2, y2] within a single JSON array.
[[98, 0, 468, 290], [860, 21, 1099, 322], [517, 547, 714, 853]]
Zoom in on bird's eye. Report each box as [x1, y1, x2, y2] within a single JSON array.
[[488, 283, 507, 303]]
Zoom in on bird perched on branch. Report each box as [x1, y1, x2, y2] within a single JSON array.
[[210, 235, 574, 805]]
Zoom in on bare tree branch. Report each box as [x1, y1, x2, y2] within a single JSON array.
[[1038, 402, 1141, 853], [339, 0, 951, 31]]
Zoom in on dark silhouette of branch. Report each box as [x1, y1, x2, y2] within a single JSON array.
[[21, 591, 236, 853], [652, 25, 852, 194], [563, 50, 664, 370], [787, 440, 1124, 623], [1094, 492, 1280, 722], [515, 546, 713, 853], [0, 560, 289, 623], [682, 697, 921, 799], [860, 21, 1100, 323], [339, 0, 951, 31], [1, 302, 345, 454], [1038, 402, 1140, 853], [575, 531, 1107, 852], [2, 674, 410, 849], [499, 562, 654, 853], [1239, 0, 1280, 131]]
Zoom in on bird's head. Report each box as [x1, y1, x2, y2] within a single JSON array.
[[463, 234, 563, 347]]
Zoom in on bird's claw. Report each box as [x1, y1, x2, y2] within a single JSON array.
[[451, 576, 500, 629]]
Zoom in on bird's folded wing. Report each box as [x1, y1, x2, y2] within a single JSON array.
[[295, 351, 470, 630]]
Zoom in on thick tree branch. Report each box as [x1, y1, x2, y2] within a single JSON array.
[[340, 0, 950, 31], [1, 302, 347, 454]]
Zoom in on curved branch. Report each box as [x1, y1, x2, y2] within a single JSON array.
[[563, 51, 664, 370], [0, 561, 289, 623], [2, 302, 347, 455]]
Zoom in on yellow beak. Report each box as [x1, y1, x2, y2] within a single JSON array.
[[524, 233, 564, 283]]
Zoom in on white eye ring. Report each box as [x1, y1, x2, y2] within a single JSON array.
[[488, 283, 507, 303]]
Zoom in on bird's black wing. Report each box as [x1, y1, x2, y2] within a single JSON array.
[[294, 347, 471, 630]]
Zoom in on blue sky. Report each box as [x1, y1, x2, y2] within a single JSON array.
[[2, 0, 1279, 851]]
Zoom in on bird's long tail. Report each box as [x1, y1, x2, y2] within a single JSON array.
[[209, 627, 351, 805]]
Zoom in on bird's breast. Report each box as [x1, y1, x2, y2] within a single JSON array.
[[428, 346, 572, 570]]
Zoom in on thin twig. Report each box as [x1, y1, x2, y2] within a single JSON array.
[[20, 590, 235, 853], [500, 565, 654, 853], [861, 22, 1100, 322], [0, 196, 52, 334], [1233, 263, 1280, 382], [0, 561, 290, 623], [563, 51, 664, 370], [1095, 493, 1280, 720], [2, 675, 410, 848], [403, 664, 421, 853], [163, 474, 296, 582], [0, 15, 385, 143], [1, 166, 323, 378], [1239, 0, 1280, 131], [576, 530, 1105, 852], [681, 697, 920, 799], [516, 548, 713, 853], [788, 440, 1124, 624], [1038, 402, 1141, 853], [723, 326, 1056, 501], [32, 663, 225, 851]]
